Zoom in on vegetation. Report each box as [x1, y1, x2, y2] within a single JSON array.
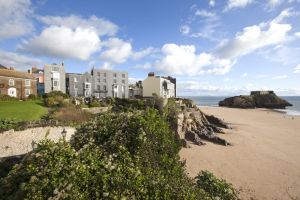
[[196, 171, 238, 200], [0, 94, 18, 101], [0, 119, 18, 132], [43, 91, 69, 107], [0, 100, 47, 121], [0, 97, 239, 199]]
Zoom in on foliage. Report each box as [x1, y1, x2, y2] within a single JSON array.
[[27, 94, 37, 100], [0, 119, 17, 132], [196, 170, 239, 200], [89, 100, 100, 108], [52, 105, 92, 125], [0, 101, 47, 121], [43, 91, 69, 107], [0, 94, 18, 101], [43, 91, 69, 99]]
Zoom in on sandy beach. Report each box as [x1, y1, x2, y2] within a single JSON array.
[[180, 107, 300, 200]]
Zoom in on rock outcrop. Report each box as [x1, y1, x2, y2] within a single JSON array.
[[219, 91, 292, 109], [174, 99, 231, 147]]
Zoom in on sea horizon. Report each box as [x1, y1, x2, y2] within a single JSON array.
[[182, 96, 300, 116]]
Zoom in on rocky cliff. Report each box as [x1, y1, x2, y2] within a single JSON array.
[[172, 99, 231, 147], [219, 91, 292, 109]]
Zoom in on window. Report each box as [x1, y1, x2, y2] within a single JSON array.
[[52, 67, 59, 72], [113, 73, 117, 77], [9, 79, 14, 86], [114, 79, 117, 84], [25, 79, 30, 87], [122, 74, 125, 78], [53, 80, 59, 87], [25, 89, 30, 97], [74, 84, 78, 89], [122, 80, 125, 84], [74, 77, 77, 82], [103, 79, 106, 83], [8, 88, 16, 97], [103, 85, 107, 91], [85, 83, 90, 89], [97, 72, 100, 76], [97, 78, 100, 82], [97, 85, 101, 91], [104, 73, 106, 77]]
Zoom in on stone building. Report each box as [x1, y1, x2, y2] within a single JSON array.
[[44, 63, 66, 93], [66, 73, 92, 97], [0, 68, 37, 99], [142, 72, 176, 98], [91, 69, 128, 98]]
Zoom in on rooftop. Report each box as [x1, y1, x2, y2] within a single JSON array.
[[0, 68, 36, 79]]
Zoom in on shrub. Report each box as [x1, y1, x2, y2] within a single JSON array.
[[89, 100, 100, 107], [0, 95, 18, 101], [0, 119, 17, 132], [27, 94, 37, 100], [43, 91, 68, 99], [196, 170, 239, 200], [52, 105, 92, 125]]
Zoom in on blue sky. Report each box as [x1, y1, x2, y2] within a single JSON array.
[[1, 0, 300, 96]]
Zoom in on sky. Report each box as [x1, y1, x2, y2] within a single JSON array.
[[0, 0, 300, 96]]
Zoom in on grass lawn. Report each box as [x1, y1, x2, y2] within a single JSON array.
[[0, 101, 48, 121]]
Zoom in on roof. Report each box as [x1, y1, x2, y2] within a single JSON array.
[[0, 69, 36, 79], [0, 64, 7, 69]]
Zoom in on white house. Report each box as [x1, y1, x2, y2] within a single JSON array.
[[142, 72, 175, 98]]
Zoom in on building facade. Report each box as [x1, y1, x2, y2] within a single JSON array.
[[91, 69, 128, 98], [0, 68, 37, 99], [142, 72, 175, 98], [30, 67, 45, 95], [66, 73, 92, 97], [129, 80, 143, 98], [44, 63, 66, 94]]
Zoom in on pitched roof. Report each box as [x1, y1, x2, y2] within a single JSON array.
[[0, 69, 36, 79], [0, 64, 7, 69]]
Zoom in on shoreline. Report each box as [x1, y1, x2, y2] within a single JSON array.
[[197, 105, 300, 116], [180, 106, 300, 199]]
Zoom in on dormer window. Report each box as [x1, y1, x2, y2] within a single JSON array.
[[25, 79, 31, 87], [9, 79, 14, 86]]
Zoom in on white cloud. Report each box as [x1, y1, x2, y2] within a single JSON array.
[[217, 9, 293, 59], [37, 15, 118, 36], [155, 44, 234, 76], [195, 9, 216, 17], [133, 62, 152, 70], [209, 0, 216, 6], [272, 75, 288, 79], [0, 49, 42, 70], [242, 73, 248, 77], [267, 0, 283, 8], [21, 26, 101, 60], [0, 0, 33, 39], [132, 47, 156, 60], [100, 38, 132, 64], [295, 32, 300, 37], [180, 25, 190, 35], [294, 64, 300, 73], [225, 0, 253, 11]]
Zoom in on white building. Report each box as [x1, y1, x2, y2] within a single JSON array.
[[142, 72, 175, 98]]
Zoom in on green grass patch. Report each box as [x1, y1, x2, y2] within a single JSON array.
[[0, 101, 48, 121]]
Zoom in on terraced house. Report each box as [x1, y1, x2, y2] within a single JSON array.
[[0, 67, 37, 99]]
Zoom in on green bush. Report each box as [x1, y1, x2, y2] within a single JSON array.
[[0, 94, 18, 101], [27, 94, 37, 100], [196, 170, 239, 200], [89, 100, 100, 107], [43, 91, 68, 99], [0, 119, 17, 132]]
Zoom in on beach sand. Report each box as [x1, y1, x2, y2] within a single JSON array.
[[180, 107, 300, 200]]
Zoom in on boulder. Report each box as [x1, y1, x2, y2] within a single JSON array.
[[219, 91, 292, 109]]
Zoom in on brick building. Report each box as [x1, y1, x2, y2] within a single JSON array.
[[0, 68, 37, 99]]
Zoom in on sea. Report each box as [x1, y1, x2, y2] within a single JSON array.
[[182, 96, 300, 116]]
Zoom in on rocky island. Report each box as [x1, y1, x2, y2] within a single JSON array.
[[219, 91, 292, 109]]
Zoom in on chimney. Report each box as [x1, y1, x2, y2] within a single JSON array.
[[9, 67, 15, 70], [148, 72, 155, 77]]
